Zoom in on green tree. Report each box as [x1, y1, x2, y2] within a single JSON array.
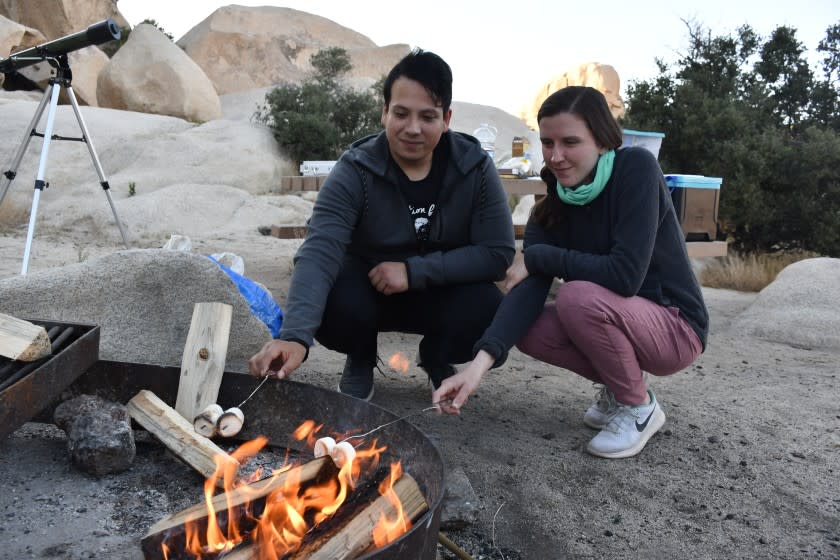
[[811, 23, 840, 130], [754, 26, 813, 130], [256, 47, 383, 163], [622, 21, 840, 256]]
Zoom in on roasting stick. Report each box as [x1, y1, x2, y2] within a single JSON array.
[[338, 398, 454, 448]]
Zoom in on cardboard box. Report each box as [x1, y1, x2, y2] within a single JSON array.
[[666, 174, 722, 242]]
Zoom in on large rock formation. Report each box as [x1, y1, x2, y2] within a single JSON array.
[[0, 249, 271, 370], [0, 0, 127, 42], [0, 14, 45, 88], [0, 94, 298, 241], [520, 62, 625, 130], [177, 5, 409, 95], [730, 257, 840, 350], [97, 24, 222, 121], [14, 44, 109, 106]]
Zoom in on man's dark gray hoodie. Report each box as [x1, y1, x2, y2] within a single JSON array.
[[278, 130, 516, 348]]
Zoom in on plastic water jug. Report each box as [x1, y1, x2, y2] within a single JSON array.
[[473, 123, 498, 161]]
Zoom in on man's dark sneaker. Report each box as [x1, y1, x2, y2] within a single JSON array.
[[337, 355, 375, 401], [419, 363, 457, 389]]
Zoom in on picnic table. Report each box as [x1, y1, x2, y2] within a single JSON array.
[[269, 176, 727, 258]]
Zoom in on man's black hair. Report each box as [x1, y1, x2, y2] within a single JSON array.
[[382, 48, 453, 113]]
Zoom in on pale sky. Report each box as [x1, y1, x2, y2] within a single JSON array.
[[118, 0, 838, 116]]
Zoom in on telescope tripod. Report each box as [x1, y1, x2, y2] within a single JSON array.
[[0, 54, 129, 275]]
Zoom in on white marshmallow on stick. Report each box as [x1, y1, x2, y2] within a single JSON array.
[[314, 436, 337, 458], [217, 407, 245, 437], [330, 441, 356, 468], [193, 403, 223, 438]]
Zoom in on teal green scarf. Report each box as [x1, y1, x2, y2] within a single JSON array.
[[556, 149, 615, 205]]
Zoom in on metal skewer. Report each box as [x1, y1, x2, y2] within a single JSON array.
[[237, 376, 270, 408], [339, 398, 454, 447]]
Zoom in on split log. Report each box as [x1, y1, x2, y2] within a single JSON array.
[[127, 389, 237, 485], [141, 456, 331, 560], [222, 473, 428, 560], [175, 302, 232, 423], [292, 473, 428, 560], [0, 312, 51, 362]]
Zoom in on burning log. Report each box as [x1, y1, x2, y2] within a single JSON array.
[[127, 389, 238, 485], [175, 302, 232, 422], [287, 471, 428, 560], [141, 456, 332, 559], [0, 312, 51, 362], [145, 458, 427, 560]]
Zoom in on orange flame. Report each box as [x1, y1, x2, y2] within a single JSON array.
[[171, 422, 411, 558], [372, 462, 412, 547], [388, 352, 410, 374]]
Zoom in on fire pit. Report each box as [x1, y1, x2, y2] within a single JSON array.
[[0, 319, 100, 440], [62, 360, 445, 560]]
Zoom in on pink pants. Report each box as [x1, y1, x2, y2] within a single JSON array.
[[516, 281, 702, 405]]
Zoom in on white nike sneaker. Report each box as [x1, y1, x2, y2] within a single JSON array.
[[583, 385, 619, 429], [586, 390, 666, 459]]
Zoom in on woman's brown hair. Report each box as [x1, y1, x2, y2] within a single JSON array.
[[531, 86, 623, 229]]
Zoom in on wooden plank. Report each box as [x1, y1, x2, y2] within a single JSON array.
[[175, 302, 232, 423], [686, 241, 727, 258], [270, 225, 308, 239], [127, 390, 237, 483], [0, 312, 51, 362], [501, 178, 545, 196]]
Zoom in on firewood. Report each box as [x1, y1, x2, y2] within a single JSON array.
[[127, 389, 237, 485], [223, 473, 428, 560], [0, 312, 51, 362], [174, 302, 232, 423], [296, 473, 428, 559], [140, 456, 331, 560]]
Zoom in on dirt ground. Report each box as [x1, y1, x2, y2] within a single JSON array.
[[1, 231, 839, 559]]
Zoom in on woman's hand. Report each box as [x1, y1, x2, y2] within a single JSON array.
[[504, 254, 530, 292], [432, 350, 495, 415]]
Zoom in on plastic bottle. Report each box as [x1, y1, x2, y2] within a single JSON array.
[[473, 123, 498, 162]]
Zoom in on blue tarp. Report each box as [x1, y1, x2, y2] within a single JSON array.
[[207, 256, 283, 337]]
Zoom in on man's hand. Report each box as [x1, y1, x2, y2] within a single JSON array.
[[504, 254, 530, 292], [247, 340, 307, 379], [368, 261, 409, 295]]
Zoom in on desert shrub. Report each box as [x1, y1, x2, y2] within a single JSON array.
[[0, 199, 29, 233], [255, 47, 383, 164], [699, 250, 818, 291]]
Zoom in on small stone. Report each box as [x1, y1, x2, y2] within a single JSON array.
[[740, 460, 748, 466], [708, 436, 719, 443], [759, 537, 768, 544], [604, 530, 613, 537], [541, 433, 556, 440]]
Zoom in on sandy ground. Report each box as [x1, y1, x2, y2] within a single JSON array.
[[0, 230, 839, 559]]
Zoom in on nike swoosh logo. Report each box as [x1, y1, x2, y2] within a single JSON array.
[[636, 408, 655, 432]]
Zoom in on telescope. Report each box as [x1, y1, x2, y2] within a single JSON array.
[[0, 18, 121, 74]]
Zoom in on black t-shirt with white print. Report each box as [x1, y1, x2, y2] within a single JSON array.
[[391, 134, 450, 245]]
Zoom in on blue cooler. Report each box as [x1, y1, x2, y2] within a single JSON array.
[[622, 129, 665, 159], [665, 174, 722, 242]]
